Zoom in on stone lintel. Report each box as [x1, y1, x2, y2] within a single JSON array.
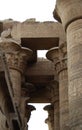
[[21, 37, 59, 50]]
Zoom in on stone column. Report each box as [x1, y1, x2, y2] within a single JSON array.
[[50, 81, 60, 130], [44, 105, 54, 130], [46, 47, 60, 130], [56, 43, 69, 130], [46, 45, 69, 130], [54, 1, 82, 129], [9, 47, 33, 107], [0, 38, 33, 107]]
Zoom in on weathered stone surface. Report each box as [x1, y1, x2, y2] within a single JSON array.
[[47, 81, 60, 130], [67, 19, 82, 130], [56, 49, 69, 130], [46, 42, 69, 130], [11, 21, 65, 45], [54, 0, 82, 129], [54, 0, 82, 29], [0, 2, 82, 128], [0, 38, 33, 108]]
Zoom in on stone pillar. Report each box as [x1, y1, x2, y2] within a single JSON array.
[[56, 43, 69, 130], [46, 45, 69, 130], [50, 81, 60, 130], [0, 38, 33, 107], [54, 0, 82, 129], [46, 47, 60, 130], [44, 105, 54, 130]]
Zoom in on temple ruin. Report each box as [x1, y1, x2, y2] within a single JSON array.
[[0, 0, 82, 130]]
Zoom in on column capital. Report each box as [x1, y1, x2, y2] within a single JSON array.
[[7, 47, 32, 73], [46, 47, 59, 63], [17, 47, 33, 73], [0, 38, 33, 74], [44, 104, 54, 112], [26, 104, 36, 112], [46, 46, 67, 74], [0, 38, 21, 52], [54, 0, 82, 30], [56, 42, 67, 74]]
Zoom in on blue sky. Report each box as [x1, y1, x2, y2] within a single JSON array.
[[28, 103, 50, 130]]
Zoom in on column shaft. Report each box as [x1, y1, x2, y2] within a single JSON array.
[[56, 59, 69, 130], [67, 19, 82, 129], [54, 1, 82, 129], [50, 81, 60, 130], [46, 48, 60, 130], [54, 99, 60, 130], [46, 46, 69, 130], [53, 85, 60, 130]]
